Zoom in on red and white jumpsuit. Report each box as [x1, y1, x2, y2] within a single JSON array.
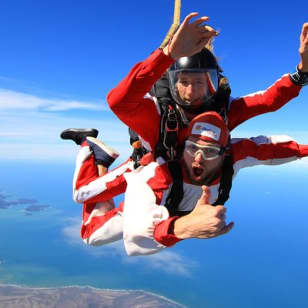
[[74, 135, 308, 255]]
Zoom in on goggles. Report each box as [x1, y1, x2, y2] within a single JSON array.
[[184, 140, 225, 160], [168, 69, 219, 108]]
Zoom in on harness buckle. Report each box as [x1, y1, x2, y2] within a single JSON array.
[[163, 108, 178, 160]]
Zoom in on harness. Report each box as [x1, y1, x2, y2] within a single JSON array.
[[131, 72, 234, 215]]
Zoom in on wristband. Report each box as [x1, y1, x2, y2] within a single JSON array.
[[289, 66, 308, 86]]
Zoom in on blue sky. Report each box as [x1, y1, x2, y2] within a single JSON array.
[[0, 0, 308, 162]]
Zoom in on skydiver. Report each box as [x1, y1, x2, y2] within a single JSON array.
[[60, 110, 308, 255], [107, 14, 308, 161]]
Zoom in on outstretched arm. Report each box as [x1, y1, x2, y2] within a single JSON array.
[[231, 135, 308, 175], [227, 75, 302, 131], [298, 23, 308, 72]]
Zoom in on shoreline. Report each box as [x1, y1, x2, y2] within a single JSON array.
[[0, 283, 187, 308]]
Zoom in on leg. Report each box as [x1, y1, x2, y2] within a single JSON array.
[[81, 201, 124, 246], [61, 128, 122, 203], [81, 136, 119, 214]]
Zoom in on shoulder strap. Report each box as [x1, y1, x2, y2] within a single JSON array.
[[213, 74, 232, 122], [213, 154, 234, 205], [164, 160, 184, 216], [152, 74, 184, 161]]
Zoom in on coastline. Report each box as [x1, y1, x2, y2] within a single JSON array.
[[0, 283, 187, 308]]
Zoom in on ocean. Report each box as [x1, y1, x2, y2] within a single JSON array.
[[0, 161, 308, 308]]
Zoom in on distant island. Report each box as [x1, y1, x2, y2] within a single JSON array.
[[0, 192, 49, 215], [0, 284, 186, 308]]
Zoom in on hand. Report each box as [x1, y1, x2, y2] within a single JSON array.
[[173, 185, 234, 239], [298, 23, 308, 72], [166, 12, 218, 60]]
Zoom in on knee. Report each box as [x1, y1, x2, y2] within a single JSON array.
[[73, 189, 87, 203]]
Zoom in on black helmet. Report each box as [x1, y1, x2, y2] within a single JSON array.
[[168, 49, 220, 109]]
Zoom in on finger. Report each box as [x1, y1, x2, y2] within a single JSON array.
[[196, 36, 217, 50], [199, 25, 216, 33], [300, 23, 308, 41], [199, 185, 211, 204], [193, 16, 210, 27], [199, 31, 219, 41], [216, 219, 226, 230], [183, 12, 199, 25], [218, 211, 226, 220], [302, 22, 308, 34], [214, 205, 226, 217], [218, 222, 234, 235]]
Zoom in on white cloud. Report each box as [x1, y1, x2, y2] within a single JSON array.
[[0, 113, 131, 162], [0, 88, 132, 161], [124, 250, 199, 277], [62, 217, 82, 245], [62, 217, 127, 256], [62, 217, 198, 277], [0, 88, 107, 111]]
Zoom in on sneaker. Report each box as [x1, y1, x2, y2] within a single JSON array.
[[60, 128, 99, 145], [86, 137, 119, 168]]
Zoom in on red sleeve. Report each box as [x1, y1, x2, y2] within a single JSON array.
[[154, 216, 183, 247], [107, 49, 175, 150], [232, 136, 308, 167], [227, 74, 302, 131], [298, 145, 308, 157]]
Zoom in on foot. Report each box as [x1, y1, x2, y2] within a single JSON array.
[[60, 128, 99, 145], [86, 137, 119, 168]]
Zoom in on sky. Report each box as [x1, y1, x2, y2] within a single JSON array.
[[0, 0, 308, 162]]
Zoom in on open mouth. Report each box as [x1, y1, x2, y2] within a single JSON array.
[[193, 166, 204, 177]]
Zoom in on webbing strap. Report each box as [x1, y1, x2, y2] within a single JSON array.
[[213, 154, 234, 205], [164, 160, 184, 216]]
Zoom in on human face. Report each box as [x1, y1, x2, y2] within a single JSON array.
[[183, 137, 225, 185], [176, 72, 209, 108]]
